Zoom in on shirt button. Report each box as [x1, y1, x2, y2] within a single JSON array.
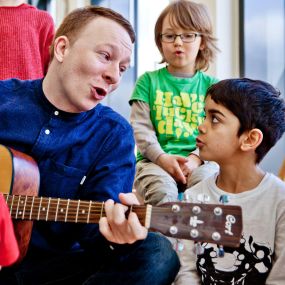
[[45, 129, 50, 135], [54, 111, 59, 116]]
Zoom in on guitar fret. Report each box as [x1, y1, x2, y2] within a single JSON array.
[[46, 197, 51, 221], [17, 196, 25, 217], [75, 200, 80, 223], [87, 200, 92, 223], [30, 196, 35, 220], [65, 199, 70, 222], [22, 196, 28, 220], [55, 198, 60, 221], [10, 195, 15, 214], [15, 195, 21, 219], [37, 197, 43, 220], [57, 200, 66, 220]]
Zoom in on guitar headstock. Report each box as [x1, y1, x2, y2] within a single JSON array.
[[149, 202, 242, 247]]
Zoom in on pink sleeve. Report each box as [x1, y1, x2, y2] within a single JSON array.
[[0, 195, 19, 267], [40, 13, 55, 75]]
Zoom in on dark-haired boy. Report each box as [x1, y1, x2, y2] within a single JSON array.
[[181, 78, 285, 284]]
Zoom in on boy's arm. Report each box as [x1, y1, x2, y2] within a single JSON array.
[[174, 240, 201, 285], [130, 100, 164, 162], [265, 199, 285, 284], [182, 153, 203, 176], [130, 101, 188, 184]]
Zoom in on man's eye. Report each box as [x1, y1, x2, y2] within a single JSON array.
[[100, 52, 110, 61], [120, 66, 127, 74], [212, 116, 219, 123]]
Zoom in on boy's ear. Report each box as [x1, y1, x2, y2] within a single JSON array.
[[199, 41, 205, 51], [240, 128, 263, 152], [53, 36, 70, 63]]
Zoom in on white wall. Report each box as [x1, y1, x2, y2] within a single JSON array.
[[136, 0, 169, 76], [137, 0, 240, 79]]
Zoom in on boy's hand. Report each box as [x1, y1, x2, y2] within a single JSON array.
[[99, 193, 148, 244], [181, 154, 203, 177], [156, 153, 188, 184]]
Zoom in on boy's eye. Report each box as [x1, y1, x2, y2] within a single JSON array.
[[212, 116, 219, 123], [182, 33, 196, 40], [164, 34, 175, 40]]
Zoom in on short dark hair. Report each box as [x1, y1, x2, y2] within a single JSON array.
[[154, 0, 219, 71], [50, 6, 135, 59], [207, 78, 285, 163]]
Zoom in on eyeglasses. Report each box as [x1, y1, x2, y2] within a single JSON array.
[[160, 32, 201, 43]]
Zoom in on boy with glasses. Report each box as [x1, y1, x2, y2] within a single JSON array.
[[130, 0, 219, 206]]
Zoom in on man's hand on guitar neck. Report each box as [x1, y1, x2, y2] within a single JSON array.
[[99, 193, 148, 244]]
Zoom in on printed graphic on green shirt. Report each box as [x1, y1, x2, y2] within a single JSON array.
[[153, 90, 205, 140]]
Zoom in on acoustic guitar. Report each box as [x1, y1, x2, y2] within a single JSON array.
[[0, 145, 243, 262]]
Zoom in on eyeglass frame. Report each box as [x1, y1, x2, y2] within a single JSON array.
[[160, 32, 202, 43]]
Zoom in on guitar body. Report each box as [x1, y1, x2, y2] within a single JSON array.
[[0, 145, 40, 262]]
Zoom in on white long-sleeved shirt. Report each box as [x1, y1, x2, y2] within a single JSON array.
[[179, 172, 285, 285]]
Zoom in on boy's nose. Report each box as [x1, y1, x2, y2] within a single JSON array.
[[174, 35, 183, 45], [198, 123, 206, 134]]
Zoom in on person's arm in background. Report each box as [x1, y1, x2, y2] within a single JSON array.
[[130, 100, 187, 184], [130, 100, 164, 162], [265, 198, 285, 284], [181, 150, 203, 179], [0, 194, 19, 268], [39, 10, 55, 75]]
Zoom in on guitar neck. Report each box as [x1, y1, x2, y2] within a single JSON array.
[[4, 194, 151, 228], [4, 194, 243, 247]]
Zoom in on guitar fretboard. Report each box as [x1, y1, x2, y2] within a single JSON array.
[[4, 194, 150, 227]]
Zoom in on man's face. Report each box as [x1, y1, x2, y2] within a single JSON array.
[[196, 96, 243, 165], [55, 17, 133, 113]]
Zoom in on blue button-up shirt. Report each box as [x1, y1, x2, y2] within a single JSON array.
[[0, 78, 136, 252]]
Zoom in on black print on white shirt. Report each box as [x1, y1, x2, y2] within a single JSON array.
[[196, 235, 273, 285]]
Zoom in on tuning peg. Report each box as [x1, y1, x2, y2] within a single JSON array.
[[173, 239, 184, 252], [219, 194, 229, 204], [197, 194, 210, 203], [178, 192, 192, 203], [178, 192, 184, 201], [194, 242, 204, 255], [218, 245, 225, 257], [217, 194, 228, 258]]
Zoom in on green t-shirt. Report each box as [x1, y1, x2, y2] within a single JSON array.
[[130, 67, 218, 161]]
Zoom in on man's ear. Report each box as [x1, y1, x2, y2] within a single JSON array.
[[53, 36, 70, 63], [240, 128, 263, 152]]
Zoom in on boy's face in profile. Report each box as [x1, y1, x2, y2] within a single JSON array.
[[196, 96, 244, 165]]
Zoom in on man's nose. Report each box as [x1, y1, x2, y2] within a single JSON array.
[[103, 65, 120, 85]]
